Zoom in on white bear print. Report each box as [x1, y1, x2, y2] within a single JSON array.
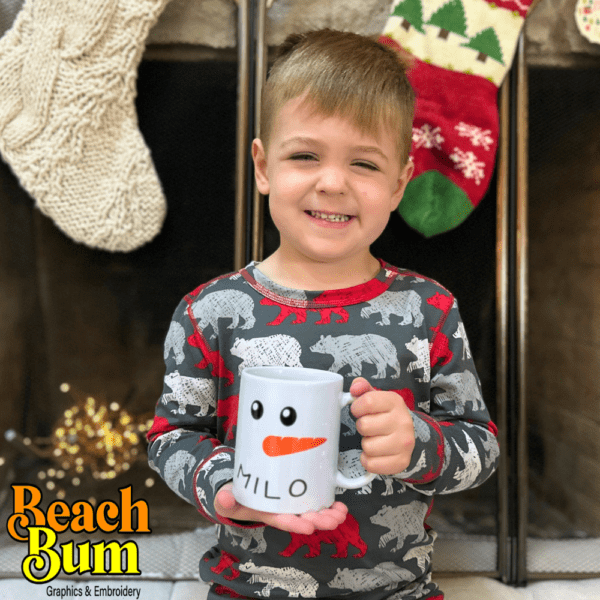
[[191, 290, 256, 338], [238, 560, 319, 597], [230, 335, 303, 373], [360, 290, 424, 327], [164, 321, 186, 365], [482, 430, 501, 470], [197, 453, 234, 492], [162, 371, 216, 417], [432, 370, 484, 415], [406, 336, 430, 383], [151, 429, 183, 458], [413, 417, 431, 443], [328, 562, 414, 592], [370, 501, 429, 552], [440, 436, 482, 494], [403, 544, 433, 572], [399, 449, 427, 480], [225, 526, 267, 554], [453, 321, 472, 360], [310, 334, 400, 379], [163, 450, 196, 499]]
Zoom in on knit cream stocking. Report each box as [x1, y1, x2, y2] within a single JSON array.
[[0, 0, 170, 252]]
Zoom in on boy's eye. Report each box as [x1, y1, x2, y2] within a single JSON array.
[[353, 161, 379, 171], [290, 153, 317, 161]]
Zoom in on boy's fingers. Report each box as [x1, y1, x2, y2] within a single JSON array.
[[301, 503, 348, 530], [330, 501, 349, 516], [361, 433, 404, 457], [353, 390, 410, 419], [261, 502, 349, 534], [355, 412, 393, 436], [361, 453, 411, 476], [216, 483, 348, 533], [349, 377, 374, 398], [215, 485, 237, 511], [351, 394, 389, 419], [270, 514, 316, 535], [301, 512, 337, 530]]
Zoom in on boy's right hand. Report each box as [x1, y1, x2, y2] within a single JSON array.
[[214, 482, 348, 535]]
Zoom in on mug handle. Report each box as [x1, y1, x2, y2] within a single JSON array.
[[335, 392, 377, 489]]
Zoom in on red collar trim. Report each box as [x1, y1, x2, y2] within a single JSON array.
[[240, 260, 398, 308]]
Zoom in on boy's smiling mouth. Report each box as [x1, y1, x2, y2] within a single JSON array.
[[305, 210, 354, 223]]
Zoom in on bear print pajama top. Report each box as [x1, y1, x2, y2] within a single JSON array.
[[147, 260, 500, 599]]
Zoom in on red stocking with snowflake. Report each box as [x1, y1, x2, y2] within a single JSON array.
[[380, 0, 537, 237]]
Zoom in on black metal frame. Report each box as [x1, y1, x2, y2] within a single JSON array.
[[506, 34, 529, 586]]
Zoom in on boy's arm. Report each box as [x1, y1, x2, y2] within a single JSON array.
[[146, 297, 237, 526], [398, 299, 500, 495], [353, 297, 499, 494]]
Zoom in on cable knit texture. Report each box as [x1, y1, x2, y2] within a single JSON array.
[[0, 0, 170, 252]]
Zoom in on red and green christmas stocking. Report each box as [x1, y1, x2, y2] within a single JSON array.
[[380, 0, 536, 237]]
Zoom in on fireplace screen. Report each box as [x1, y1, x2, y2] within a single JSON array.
[[526, 66, 600, 578]]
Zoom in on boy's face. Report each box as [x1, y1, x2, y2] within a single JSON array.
[[252, 95, 413, 269]]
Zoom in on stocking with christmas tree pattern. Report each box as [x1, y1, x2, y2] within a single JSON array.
[[380, 0, 536, 237]]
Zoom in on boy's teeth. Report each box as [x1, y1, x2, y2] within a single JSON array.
[[308, 211, 350, 222]]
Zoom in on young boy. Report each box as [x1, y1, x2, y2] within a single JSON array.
[[147, 29, 500, 599]]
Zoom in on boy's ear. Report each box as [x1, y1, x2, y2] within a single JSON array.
[[390, 159, 415, 211], [252, 139, 270, 195]]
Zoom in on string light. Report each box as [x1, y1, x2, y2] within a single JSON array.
[[4, 383, 155, 501], [51, 385, 154, 482]]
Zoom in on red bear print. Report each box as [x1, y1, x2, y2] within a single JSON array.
[[393, 388, 415, 411], [213, 585, 246, 598], [261, 298, 349, 326], [430, 328, 452, 368], [426, 292, 454, 367], [188, 331, 234, 386], [311, 306, 349, 325], [146, 415, 177, 443], [210, 550, 241, 581], [217, 394, 239, 440], [279, 513, 367, 559], [261, 298, 307, 325], [427, 292, 453, 315]]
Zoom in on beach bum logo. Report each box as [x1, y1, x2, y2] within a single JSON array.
[[7, 484, 151, 583]]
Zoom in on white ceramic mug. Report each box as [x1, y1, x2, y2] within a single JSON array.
[[232, 366, 375, 514]]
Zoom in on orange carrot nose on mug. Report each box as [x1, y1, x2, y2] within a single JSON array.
[[233, 366, 375, 514]]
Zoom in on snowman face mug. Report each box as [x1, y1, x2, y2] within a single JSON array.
[[232, 366, 375, 514]]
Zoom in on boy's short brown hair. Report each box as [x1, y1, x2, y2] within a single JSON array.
[[260, 29, 415, 165]]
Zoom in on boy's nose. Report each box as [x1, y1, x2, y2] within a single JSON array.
[[317, 165, 347, 195]]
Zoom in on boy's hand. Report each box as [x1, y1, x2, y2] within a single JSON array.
[[350, 377, 416, 476], [214, 483, 348, 535]]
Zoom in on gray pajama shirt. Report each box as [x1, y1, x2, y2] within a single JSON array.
[[147, 260, 499, 599]]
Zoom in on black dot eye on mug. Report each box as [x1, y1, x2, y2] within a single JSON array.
[[280, 407, 296, 426], [251, 400, 263, 419]]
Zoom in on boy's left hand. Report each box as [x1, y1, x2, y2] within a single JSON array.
[[349, 378, 416, 476]]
